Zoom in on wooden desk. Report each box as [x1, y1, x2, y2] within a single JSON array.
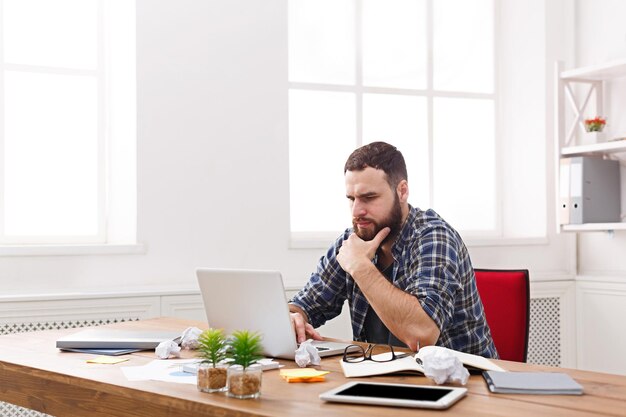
[[1, 317, 625, 417]]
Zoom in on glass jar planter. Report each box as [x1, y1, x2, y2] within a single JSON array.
[[227, 364, 262, 399], [197, 362, 228, 393], [584, 123, 605, 133]]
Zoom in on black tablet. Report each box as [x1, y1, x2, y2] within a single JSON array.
[[319, 381, 467, 409]]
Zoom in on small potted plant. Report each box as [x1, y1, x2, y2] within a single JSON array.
[[196, 328, 229, 393], [226, 330, 264, 399], [584, 116, 606, 132]]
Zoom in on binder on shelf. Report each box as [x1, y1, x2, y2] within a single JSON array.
[[569, 157, 583, 224], [559, 158, 571, 225], [559, 156, 621, 225]]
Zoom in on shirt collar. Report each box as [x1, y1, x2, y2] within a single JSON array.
[[391, 204, 419, 257]]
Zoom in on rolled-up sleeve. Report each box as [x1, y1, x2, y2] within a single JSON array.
[[289, 233, 349, 328], [402, 226, 461, 332]]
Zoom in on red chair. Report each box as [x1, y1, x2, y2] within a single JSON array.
[[474, 269, 530, 362]]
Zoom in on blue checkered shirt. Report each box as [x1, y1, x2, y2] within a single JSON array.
[[290, 206, 498, 358]]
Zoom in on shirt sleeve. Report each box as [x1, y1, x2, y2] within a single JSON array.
[[289, 232, 350, 328], [402, 225, 461, 332]]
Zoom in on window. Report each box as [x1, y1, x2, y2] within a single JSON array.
[[0, 0, 136, 246], [288, 0, 496, 241]]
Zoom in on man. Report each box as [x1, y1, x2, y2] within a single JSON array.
[[289, 141, 498, 358]]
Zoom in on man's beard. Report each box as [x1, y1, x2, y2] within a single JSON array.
[[352, 195, 403, 244]]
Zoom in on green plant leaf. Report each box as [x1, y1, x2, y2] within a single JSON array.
[[197, 328, 229, 366], [228, 330, 264, 369]]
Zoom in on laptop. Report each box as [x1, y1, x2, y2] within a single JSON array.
[[56, 328, 181, 350], [196, 268, 356, 360]]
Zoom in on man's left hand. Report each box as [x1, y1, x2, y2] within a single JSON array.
[[337, 227, 390, 276]]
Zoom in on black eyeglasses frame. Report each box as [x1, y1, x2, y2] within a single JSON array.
[[342, 343, 412, 363]]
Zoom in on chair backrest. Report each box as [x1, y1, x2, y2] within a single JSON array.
[[474, 269, 530, 362]]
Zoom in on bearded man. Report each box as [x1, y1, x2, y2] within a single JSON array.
[[288, 141, 498, 358]]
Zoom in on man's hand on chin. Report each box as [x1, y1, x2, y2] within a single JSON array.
[[337, 227, 390, 276]]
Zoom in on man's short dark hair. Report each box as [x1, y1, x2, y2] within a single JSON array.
[[344, 141, 408, 188]]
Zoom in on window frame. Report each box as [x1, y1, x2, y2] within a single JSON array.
[[287, 0, 501, 245], [0, 0, 136, 249]]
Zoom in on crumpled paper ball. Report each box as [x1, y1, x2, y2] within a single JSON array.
[[294, 339, 321, 367], [421, 347, 470, 385], [155, 340, 181, 359], [180, 326, 203, 349]]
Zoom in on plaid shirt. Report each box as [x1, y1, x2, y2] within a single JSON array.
[[290, 206, 499, 358]]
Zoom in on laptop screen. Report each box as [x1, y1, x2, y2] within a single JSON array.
[[196, 268, 299, 359]]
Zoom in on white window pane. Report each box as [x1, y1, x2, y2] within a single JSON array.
[[105, 1, 138, 243], [3, 71, 99, 236], [362, 0, 427, 89], [288, 0, 355, 85], [363, 94, 429, 207], [433, 0, 493, 93], [433, 98, 495, 231], [2, 0, 98, 69], [289, 90, 356, 232]]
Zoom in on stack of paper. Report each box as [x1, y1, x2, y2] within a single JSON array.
[[121, 359, 199, 385], [279, 368, 329, 383]]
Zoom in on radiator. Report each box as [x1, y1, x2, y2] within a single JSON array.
[[527, 297, 561, 366]]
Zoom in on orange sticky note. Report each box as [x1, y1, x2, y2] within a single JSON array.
[[283, 376, 326, 383], [280, 368, 329, 383]]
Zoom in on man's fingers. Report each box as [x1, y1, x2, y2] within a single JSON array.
[[371, 226, 391, 247], [290, 312, 324, 343], [305, 323, 323, 341], [290, 312, 308, 343]]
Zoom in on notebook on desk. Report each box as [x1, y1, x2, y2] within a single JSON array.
[[196, 268, 356, 360], [482, 371, 583, 395]]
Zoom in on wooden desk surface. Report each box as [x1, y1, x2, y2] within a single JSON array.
[[1, 317, 625, 417]]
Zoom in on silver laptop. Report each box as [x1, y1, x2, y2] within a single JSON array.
[[56, 328, 181, 350], [196, 268, 355, 360]]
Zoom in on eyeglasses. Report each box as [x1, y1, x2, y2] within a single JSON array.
[[342, 344, 412, 363]]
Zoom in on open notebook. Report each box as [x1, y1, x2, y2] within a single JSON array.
[[341, 345, 505, 378]]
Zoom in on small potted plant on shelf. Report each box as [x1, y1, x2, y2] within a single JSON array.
[[226, 330, 264, 399], [196, 328, 230, 393], [584, 116, 606, 132]]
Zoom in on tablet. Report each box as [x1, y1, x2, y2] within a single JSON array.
[[319, 381, 467, 409]]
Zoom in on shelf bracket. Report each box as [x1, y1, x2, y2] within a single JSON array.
[[564, 81, 597, 146]]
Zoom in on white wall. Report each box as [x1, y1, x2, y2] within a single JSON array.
[[0, 1, 575, 302], [1, 0, 297, 294]]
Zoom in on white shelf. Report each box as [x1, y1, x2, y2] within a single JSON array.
[[561, 139, 626, 157], [555, 60, 626, 234], [560, 59, 626, 81], [562, 223, 626, 232]]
